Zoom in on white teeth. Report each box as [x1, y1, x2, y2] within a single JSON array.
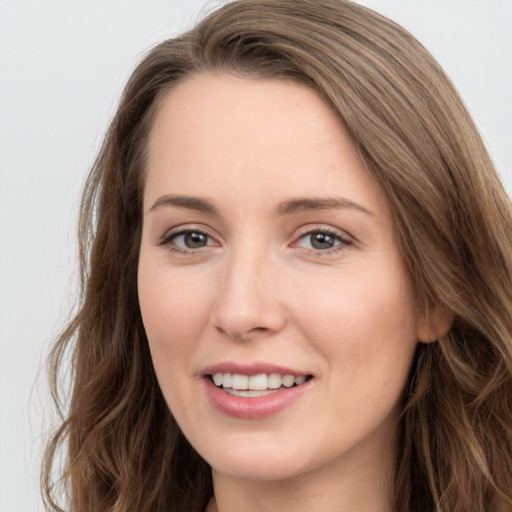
[[248, 374, 268, 390], [226, 388, 277, 397], [282, 374, 295, 388], [222, 373, 232, 388], [231, 374, 249, 390], [267, 373, 282, 389], [212, 372, 309, 391]]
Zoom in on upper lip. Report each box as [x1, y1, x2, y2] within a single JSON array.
[[202, 362, 312, 377]]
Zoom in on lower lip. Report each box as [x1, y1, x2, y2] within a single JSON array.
[[203, 377, 312, 420]]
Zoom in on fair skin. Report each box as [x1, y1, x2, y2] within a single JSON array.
[[138, 73, 443, 512]]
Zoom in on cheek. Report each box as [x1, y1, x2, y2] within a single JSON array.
[[137, 259, 216, 369], [137, 260, 218, 427], [293, 264, 419, 383]]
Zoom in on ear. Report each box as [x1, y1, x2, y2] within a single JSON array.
[[416, 304, 454, 344]]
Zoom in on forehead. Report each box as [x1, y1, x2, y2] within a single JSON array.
[[147, 73, 341, 162], [144, 73, 387, 217]]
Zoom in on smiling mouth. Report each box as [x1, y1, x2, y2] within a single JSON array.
[[210, 372, 313, 397]]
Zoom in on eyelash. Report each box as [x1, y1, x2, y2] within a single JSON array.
[[159, 227, 216, 254], [158, 226, 353, 256], [293, 227, 353, 256]]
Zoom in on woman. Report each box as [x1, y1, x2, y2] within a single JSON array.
[[42, 1, 512, 511]]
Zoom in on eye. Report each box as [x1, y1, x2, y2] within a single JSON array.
[[173, 231, 211, 249], [160, 228, 218, 253], [294, 229, 352, 252]]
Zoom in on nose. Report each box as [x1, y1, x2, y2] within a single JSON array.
[[210, 245, 286, 341]]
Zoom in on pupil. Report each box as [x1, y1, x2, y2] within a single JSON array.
[[185, 232, 207, 248], [311, 232, 334, 250]]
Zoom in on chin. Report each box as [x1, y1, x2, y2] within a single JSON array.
[[197, 434, 326, 483], [211, 456, 311, 483]]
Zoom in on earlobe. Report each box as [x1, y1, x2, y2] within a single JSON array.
[[416, 304, 454, 344]]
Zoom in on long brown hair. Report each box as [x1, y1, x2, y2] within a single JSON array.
[[42, 1, 512, 510]]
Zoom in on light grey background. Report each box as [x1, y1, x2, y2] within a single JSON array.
[[1, 1, 511, 511]]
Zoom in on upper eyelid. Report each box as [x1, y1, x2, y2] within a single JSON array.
[[293, 224, 353, 241], [161, 224, 217, 240]]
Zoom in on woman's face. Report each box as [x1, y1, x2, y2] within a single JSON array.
[[138, 74, 430, 483]]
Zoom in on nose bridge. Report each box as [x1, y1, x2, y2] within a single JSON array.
[[211, 236, 284, 339]]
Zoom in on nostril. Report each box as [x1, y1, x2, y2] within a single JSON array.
[[214, 324, 270, 342]]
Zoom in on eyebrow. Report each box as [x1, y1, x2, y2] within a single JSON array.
[[149, 195, 217, 214], [277, 197, 375, 217], [148, 194, 374, 217]]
